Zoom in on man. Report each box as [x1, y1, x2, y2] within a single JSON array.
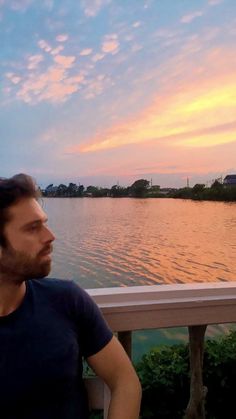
[[0, 173, 141, 419]]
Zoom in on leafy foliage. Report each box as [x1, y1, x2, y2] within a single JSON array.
[[136, 330, 236, 419], [136, 343, 189, 418], [129, 179, 150, 197]]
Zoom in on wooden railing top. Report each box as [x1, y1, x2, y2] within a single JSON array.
[[87, 282, 236, 331]]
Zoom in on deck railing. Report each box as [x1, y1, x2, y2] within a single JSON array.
[[85, 282, 236, 419]]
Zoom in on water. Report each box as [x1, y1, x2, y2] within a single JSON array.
[[42, 197, 236, 360], [43, 197, 236, 288]]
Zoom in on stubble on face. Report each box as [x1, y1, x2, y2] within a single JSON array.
[[0, 242, 52, 285]]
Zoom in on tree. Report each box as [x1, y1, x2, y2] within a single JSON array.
[[78, 185, 84, 196], [110, 185, 128, 197], [67, 182, 78, 197], [192, 184, 205, 195], [57, 184, 68, 196], [211, 180, 223, 191], [130, 179, 150, 197], [86, 186, 99, 195]]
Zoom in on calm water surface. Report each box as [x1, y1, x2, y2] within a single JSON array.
[[44, 197, 236, 288]]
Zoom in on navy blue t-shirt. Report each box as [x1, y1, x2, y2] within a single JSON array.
[[0, 278, 113, 419]]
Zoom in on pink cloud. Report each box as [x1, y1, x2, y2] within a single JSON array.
[[132, 21, 141, 28], [80, 48, 93, 56], [208, 0, 223, 5], [16, 61, 83, 104], [102, 34, 119, 54], [181, 11, 203, 24], [81, 0, 111, 17], [5, 72, 21, 84], [53, 54, 75, 68], [11, 75, 21, 84], [83, 74, 109, 100], [50, 45, 64, 55], [92, 53, 105, 62], [8, 0, 32, 11], [38, 82, 79, 102], [56, 33, 69, 42], [27, 54, 44, 70], [38, 39, 52, 53]]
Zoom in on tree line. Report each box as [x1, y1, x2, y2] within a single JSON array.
[[42, 179, 157, 198], [41, 179, 236, 201]]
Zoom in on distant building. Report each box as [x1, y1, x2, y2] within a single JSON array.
[[159, 188, 178, 195], [223, 174, 236, 185]]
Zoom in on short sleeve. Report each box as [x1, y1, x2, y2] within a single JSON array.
[[69, 282, 113, 358]]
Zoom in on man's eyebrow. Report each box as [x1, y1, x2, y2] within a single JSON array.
[[21, 218, 48, 229]]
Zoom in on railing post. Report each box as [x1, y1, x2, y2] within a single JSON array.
[[184, 325, 207, 419], [118, 331, 132, 358]]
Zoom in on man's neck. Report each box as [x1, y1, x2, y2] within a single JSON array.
[[0, 280, 26, 316]]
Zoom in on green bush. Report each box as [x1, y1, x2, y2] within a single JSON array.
[[136, 343, 189, 418], [136, 330, 236, 419]]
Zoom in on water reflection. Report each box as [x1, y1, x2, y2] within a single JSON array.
[[43, 197, 236, 289]]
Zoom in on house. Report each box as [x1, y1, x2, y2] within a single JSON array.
[[223, 174, 236, 185]]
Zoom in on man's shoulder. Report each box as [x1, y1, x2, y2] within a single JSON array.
[[29, 277, 86, 300], [28, 278, 92, 318]]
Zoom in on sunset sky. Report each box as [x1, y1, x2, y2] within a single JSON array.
[[1, 0, 236, 188]]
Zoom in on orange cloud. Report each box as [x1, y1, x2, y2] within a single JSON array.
[[65, 49, 236, 153]]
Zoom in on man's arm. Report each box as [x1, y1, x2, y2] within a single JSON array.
[[87, 335, 142, 419]]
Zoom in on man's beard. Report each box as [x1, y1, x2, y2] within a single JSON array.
[[0, 243, 52, 284]]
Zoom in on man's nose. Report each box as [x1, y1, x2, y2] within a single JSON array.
[[44, 226, 55, 242]]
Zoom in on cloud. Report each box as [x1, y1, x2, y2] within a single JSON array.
[[181, 11, 203, 24], [208, 0, 223, 5], [131, 44, 143, 53], [82, 74, 110, 100], [132, 21, 141, 28], [50, 45, 64, 55], [101, 34, 119, 54], [16, 50, 82, 104], [92, 53, 105, 62], [4, 0, 33, 12], [37, 82, 79, 103], [27, 54, 44, 70], [5, 73, 21, 85], [80, 0, 111, 17], [53, 54, 75, 68], [56, 33, 69, 42], [38, 39, 52, 53], [64, 48, 236, 153], [80, 48, 93, 56]]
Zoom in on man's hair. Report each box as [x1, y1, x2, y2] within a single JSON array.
[[0, 174, 41, 246]]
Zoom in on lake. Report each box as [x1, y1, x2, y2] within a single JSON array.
[[43, 197, 236, 359], [44, 197, 236, 287]]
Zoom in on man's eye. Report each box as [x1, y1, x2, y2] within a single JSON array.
[[29, 224, 40, 231]]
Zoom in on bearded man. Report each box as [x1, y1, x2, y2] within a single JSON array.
[[0, 173, 141, 419]]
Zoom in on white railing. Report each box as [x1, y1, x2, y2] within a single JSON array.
[[85, 282, 236, 419]]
